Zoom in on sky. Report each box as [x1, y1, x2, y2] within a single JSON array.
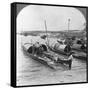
[[17, 5, 86, 33]]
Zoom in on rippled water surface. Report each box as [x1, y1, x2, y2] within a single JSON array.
[[17, 35, 87, 86]]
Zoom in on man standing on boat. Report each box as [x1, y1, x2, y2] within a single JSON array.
[[67, 52, 74, 70], [63, 52, 74, 70], [56, 51, 74, 70]]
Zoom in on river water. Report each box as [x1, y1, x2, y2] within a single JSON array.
[[16, 35, 87, 86]]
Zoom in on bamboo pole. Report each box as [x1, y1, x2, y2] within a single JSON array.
[[44, 20, 49, 46], [68, 18, 70, 32]]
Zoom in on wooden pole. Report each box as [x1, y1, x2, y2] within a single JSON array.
[[68, 18, 70, 32], [44, 20, 49, 46]]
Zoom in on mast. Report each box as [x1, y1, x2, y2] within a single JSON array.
[[44, 20, 49, 46], [68, 18, 70, 32]]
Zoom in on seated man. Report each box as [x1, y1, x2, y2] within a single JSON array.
[[27, 44, 36, 54], [34, 42, 40, 55]]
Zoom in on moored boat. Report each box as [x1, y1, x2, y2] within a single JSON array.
[[22, 43, 72, 70], [48, 45, 87, 60], [72, 47, 87, 53]]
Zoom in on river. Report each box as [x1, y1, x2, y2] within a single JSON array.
[[16, 35, 87, 86]]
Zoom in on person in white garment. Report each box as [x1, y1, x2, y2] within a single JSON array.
[[63, 52, 74, 69]]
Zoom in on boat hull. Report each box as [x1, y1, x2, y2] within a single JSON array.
[[48, 46, 87, 60], [22, 45, 72, 70]]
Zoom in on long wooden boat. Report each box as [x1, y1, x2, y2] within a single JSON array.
[[72, 47, 87, 53], [48, 46, 87, 60], [22, 44, 72, 70], [71, 43, 87, 53]]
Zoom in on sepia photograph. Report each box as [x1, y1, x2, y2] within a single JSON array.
[[15, 3, 88, 86]]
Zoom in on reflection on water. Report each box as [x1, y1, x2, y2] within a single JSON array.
[[17, 35, 87, 86]]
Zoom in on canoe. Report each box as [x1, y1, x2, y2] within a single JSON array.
[[71, 44, 87, 53], [22, 44, 72, 69], [72, 47, 87, 53]]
